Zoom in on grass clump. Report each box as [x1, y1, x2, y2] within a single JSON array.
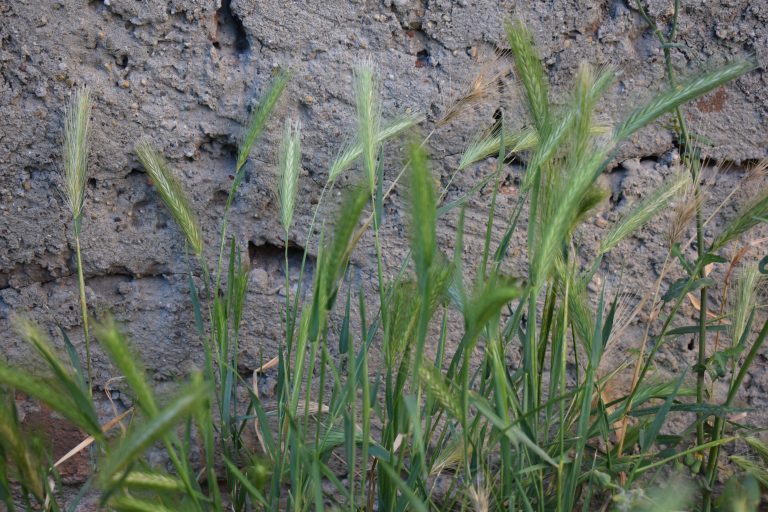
[[2, 15, 768, 512]]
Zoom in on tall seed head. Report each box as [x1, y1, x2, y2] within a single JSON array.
[[63, 85, 92, 228], [729, 264, 763, 347], [407, 140, 436, 283], [613, 59, 756, 142], [666, 182, 702, 247], [354, 60, 382, 192], [505, 18, 550, 130], [278, 119, 301, 236]]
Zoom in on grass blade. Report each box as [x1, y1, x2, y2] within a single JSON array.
[[0, 365, 100, 436], [0, 399, 45, 501], [223, 456, 268, 507], [13, 318, 99, 432]]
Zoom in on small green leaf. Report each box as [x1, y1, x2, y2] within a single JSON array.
[[662, 277, 715, 302]]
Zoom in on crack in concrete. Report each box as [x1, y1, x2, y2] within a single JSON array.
[[0, 270, 189, 293]]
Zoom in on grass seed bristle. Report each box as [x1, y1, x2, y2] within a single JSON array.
[[439, 57, 511, 126]]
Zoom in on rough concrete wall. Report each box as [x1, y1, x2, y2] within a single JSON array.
[[1, 0, 767, 477]]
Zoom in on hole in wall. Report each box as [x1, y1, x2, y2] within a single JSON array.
[[248, 241, 315, 279], [415, 49, 431, 68], [215, 0, 250, 55]]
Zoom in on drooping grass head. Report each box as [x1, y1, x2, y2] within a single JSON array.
[[136, 141, 204, 258]]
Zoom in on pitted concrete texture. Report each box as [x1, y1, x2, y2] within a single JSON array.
[[1, 0, 767, 465]]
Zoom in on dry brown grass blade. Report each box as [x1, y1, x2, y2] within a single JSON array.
[[746, 157, 768, 182], [686, 292, 723, 321], [255, 357, 279, 374], [54, 407, 134, 469], [45, 407, 135, 509]]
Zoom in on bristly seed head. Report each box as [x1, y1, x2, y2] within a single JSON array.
[[135, 141, 204, 257], [353, 60, 382, 193], [746, 158, 768, 183], [438, 56, 511, 126], [278, 119, 302, 236], [63, 85, 92, 229]]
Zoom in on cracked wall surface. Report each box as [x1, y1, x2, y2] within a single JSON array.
[[1, 0, 768, 483]]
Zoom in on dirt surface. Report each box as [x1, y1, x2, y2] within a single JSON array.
[[1, 0, 768, 498]]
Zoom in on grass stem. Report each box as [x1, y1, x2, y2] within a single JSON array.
[[74, 233, 91, 396]]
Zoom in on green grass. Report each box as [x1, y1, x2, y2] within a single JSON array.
[[2, 16, 767, 512]]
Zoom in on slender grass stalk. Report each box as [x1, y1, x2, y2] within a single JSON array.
[[62, 85, 93, 394], [632, 3, 720, 478], [704, 272, 768, 506]]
